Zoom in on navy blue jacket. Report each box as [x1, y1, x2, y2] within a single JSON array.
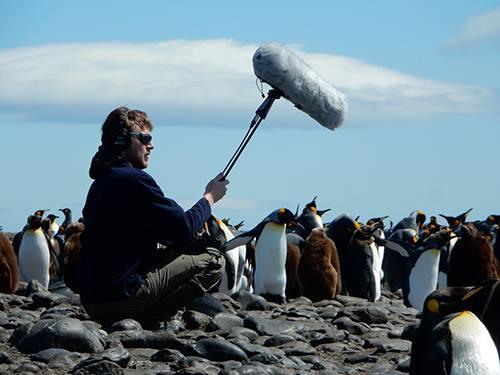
[[78, 159, 211, 303]]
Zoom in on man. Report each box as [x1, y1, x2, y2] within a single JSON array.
[[78, 107, 229, 327]]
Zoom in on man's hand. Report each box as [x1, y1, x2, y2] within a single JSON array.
[[204, 172, 229, 205]]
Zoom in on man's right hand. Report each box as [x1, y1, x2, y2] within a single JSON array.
[[203, 172, 229, 205]]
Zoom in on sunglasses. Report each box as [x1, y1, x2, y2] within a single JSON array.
[[129, 131, 152, 145]]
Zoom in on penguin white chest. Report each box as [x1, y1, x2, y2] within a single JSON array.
[[254, 222, 287, 297], [18, 229, 50, 288], [449, 312, 500, 375], [369, 241, 381, 302], [314, 215, 324, 228], [409, 249, 440, 311]]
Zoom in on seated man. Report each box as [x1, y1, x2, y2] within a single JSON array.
[[77, 106, 229, 327]]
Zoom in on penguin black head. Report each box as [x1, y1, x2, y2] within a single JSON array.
[[47, 214, 59, 223], [439, 208, 473, 228], [423, 287, 473, 317], [415, 211, 426, 229], [487, 214, 500, 225], [366, 216, 389, 228], [420, 228, 456, 250], [59, 208, 72, 215], [303, 196, 318, 212], [41, 218, 50, 233], [271, 208, 299, 226], [27, 215, 42, 229], [33, 209, 48, 218]]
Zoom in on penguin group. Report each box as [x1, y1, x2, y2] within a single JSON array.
[[1, 208, 82, 294], [1, 202, 499, 373], [199, 202, 500, 373]]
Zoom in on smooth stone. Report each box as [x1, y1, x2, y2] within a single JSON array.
[[14, 361, 44, 373], [206, 312, 244, 332], [164, 319, 185, 334], [263, 334, 296, 347], [0, 351, 13, 364], [244, 316, 304, 336], [30, 347, 71, 363], [332, 316, 371, 334], [230, 338, 283, 357], [335, 295, 370, 306], [219, 327, 259, 341], [278, 341, 316, 356], [365, 338, 412, 353], [308, 329, 346, 346], [249, 351, 282, 365], [317, 306, 340, 319], [151, 348, 185, 362], [31, 292, 68, 308], [397, 356, 411, 371], [73, 358, 124, 375], [185, 293, 227, 317], [0, 316, 32, 329], [232, 291, 270, 311], [388, 327, 404, 339], [212, 293, 241, 311], [192, 338, 248, 362], [109, 319, 142, 333], [316, 342, 347, 353], [313, 299, 343, 308], [108, 330, 190, 352], [369, 362, 394, 373], [344, 352, 377, 364], [182, 310, 211, 330], [10, 317, 105, 354], [83, 345, 131, 368], [337, 305, 390, 324]]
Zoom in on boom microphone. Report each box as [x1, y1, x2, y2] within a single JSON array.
[[222, 43, 348, 178], [253, 43, 348, 130]]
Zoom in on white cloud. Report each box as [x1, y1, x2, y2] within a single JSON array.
[[446, 8, 500, 48], [0, 39, 495, 127]]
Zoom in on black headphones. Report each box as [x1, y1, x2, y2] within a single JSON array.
[[113, 126, 131, 150]]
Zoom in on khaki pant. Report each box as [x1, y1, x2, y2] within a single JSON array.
[[83, 248, 225, 327]]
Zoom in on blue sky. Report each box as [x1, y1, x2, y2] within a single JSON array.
[[1, 1, 499, 232]]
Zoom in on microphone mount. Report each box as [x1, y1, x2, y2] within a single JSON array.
[[222, 89, 282, 179]]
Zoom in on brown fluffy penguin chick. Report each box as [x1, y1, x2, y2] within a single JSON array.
[[0, 232, 20, 293], [298, 227, 341, 302], [285, 238, 302, 299], [63, 222, 85, 292], [448, 223, 498, 287]]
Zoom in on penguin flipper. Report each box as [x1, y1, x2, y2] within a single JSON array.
[[220, 221, 267, 253], [381, 238, 414, 258], [221, 252, 236, 290]]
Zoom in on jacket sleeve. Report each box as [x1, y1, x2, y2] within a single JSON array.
[[136, 171, 211, 246]]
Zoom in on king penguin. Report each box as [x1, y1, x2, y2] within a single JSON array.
[[439, 208, 473, 234], [326, 213, 361, 295], [419, 279, 500, 359], [419, 311, 500, 374], [18, 215, 51, 288], [403, 229, 456, 311], [205, 214, 246, 295], [221, 208, 299, 303], [297, 196, 331, 238], [347, 221, 384, 302]]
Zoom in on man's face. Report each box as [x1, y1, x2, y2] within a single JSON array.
[[123, 127, 154, 169]]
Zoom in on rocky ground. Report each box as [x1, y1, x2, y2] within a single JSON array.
[[0, 281, 420, 374]]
